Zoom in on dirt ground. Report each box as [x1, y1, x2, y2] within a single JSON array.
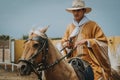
[[0, 65, 38, 80]]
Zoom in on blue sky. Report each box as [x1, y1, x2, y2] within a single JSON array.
[[0, 0, 120, 39]]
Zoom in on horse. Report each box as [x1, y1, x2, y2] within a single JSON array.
[[17, 27, 80, 80]]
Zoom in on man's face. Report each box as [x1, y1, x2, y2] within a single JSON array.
[[72, 9, 85, 22]]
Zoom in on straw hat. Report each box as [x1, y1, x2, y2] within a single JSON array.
[[66, 0, 91, 14]]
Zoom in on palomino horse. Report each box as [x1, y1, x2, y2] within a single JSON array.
[[17, 27, 80, 80]]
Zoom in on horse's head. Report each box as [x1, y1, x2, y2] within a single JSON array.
[[17, 26, 49, 76]]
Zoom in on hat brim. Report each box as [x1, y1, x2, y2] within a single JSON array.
[[66, 7, 92, 14]]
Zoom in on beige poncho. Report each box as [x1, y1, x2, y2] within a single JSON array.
[[61, 20, 111, 80]]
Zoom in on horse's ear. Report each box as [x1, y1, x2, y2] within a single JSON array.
[[40, 25, 49, 33]]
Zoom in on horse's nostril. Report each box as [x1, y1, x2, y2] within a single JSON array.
[[19, 65, 27, 75], [19, 64, 32, 75]]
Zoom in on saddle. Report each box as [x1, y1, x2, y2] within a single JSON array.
[[68, 58, 94, 80]]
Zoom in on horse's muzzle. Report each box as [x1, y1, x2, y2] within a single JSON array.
[[17, 62, 32, 76]]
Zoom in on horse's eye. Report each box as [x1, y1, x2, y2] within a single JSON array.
[[33, 43, 39, 48]]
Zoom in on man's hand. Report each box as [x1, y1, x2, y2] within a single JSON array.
[[63, 40, 74, 49], [75, 39, 88, 47]]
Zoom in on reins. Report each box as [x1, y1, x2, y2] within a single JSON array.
[[37, 46, 77, 71]]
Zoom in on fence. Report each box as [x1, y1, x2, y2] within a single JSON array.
[[0, 39, 15, 71], [0, 39, 26, 71]]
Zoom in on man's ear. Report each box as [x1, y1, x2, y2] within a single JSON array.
[[83, 8, 86, 13]]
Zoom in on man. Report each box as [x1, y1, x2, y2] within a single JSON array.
[[61, 0, 111, 80]]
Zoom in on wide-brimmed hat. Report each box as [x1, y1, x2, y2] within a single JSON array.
[[66, 0, 92, 14]]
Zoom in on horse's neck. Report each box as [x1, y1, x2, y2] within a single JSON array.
[[47, 39, 63, 64], [45, 39, 67, 77], [44, 39, 79, 80]]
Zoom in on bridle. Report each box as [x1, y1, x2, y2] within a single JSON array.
[[18, 35, 77, 80], [18, 36, 48, 80]]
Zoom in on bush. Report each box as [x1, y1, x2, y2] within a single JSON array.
[[0, 35, 10, 40], [22, 35, 28, 40]]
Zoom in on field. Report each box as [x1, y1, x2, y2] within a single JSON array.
[[0, 66, 38, 80]]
